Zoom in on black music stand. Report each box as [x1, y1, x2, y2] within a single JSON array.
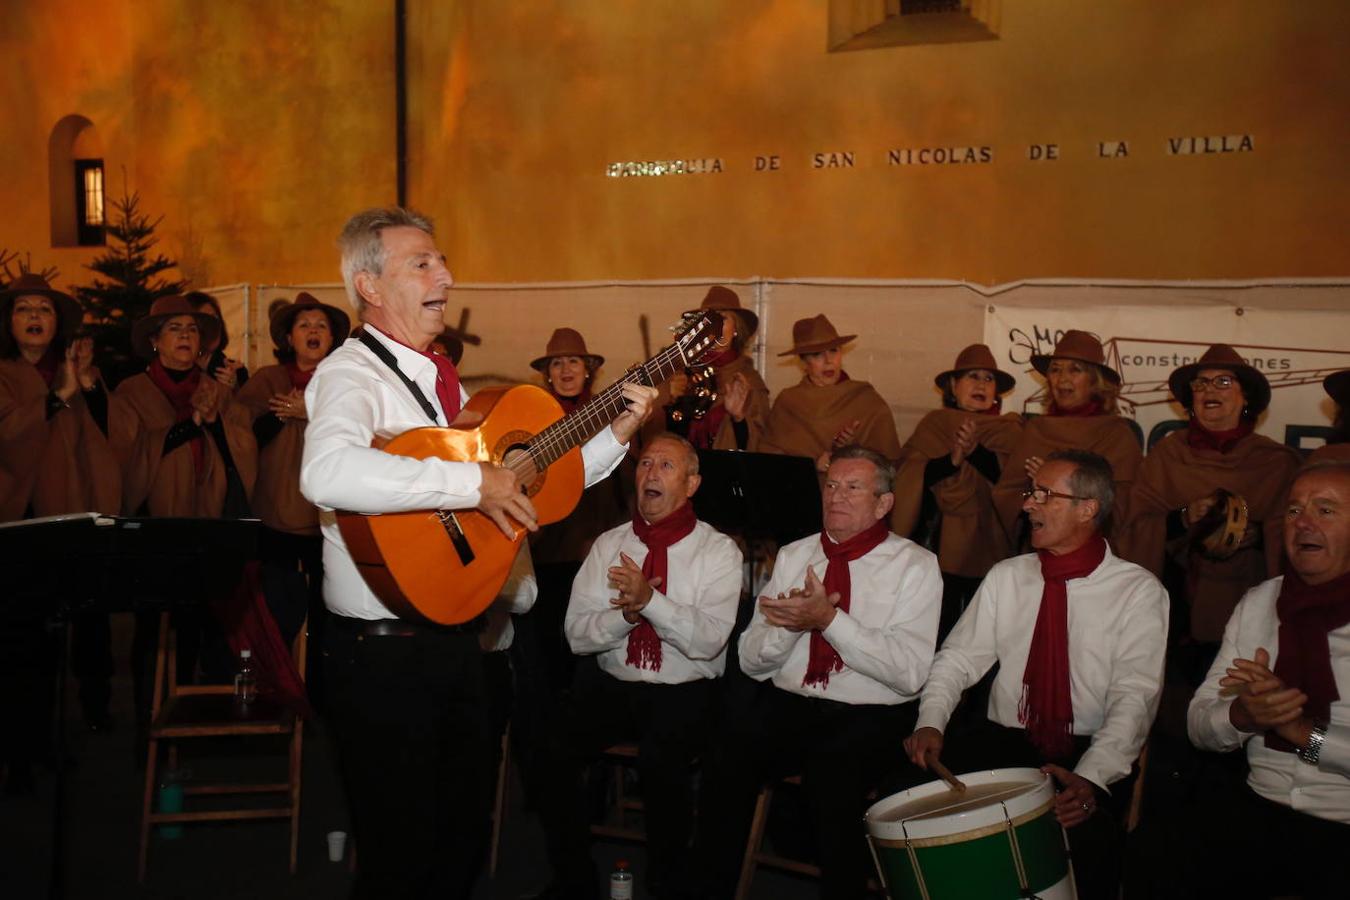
[[692, 450, 822, 546], [0, 514, 259, 900]]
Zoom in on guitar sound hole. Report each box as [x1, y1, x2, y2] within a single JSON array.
[[501, 444, 540, 494]]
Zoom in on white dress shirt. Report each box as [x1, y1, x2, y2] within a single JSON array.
[[738, 532, 941, 706], [481, 541, 538, 653], [302, 327, 626, 620], [565, 517, 743, 684], [1188, 576, 1350, 825], [915, 544, 1169, 792]]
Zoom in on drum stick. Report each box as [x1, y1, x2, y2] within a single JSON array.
[[931, 759, 967, 794]]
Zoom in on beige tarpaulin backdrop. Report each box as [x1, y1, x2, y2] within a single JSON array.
[[205, 279, 1349, 448]]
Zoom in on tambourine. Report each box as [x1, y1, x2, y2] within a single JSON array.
[[1191, 489, 1250, 560]]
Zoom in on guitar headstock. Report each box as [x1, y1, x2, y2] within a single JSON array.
[[673, 310, 730, 365]]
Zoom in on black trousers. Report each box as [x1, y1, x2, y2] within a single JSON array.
[[538, 657, 711, 896], [940, 720, 1132, 900], [510, 560, 582, 808], [697, 686, 919, 900], [324, 622, 492, 900], [1128, 781, 1350, 899]]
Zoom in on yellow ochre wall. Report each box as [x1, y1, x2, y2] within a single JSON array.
[[410, 0, 1350, 283], [1, 1, 1347, 290], [0, 0, 396, 290]]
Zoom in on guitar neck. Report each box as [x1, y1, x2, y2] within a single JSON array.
[[527, 343, 685, 469]]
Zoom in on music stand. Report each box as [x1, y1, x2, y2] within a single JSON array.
[[692, 450, 822, 546], [0, 514, 259, 900]]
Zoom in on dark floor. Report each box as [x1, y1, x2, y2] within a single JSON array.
[[0, 614, 821, 900]]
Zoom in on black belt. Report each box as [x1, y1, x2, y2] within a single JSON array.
[[330, 614, 485, 639]]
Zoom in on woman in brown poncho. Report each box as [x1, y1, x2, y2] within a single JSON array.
[[667, 286, 770, 451], [516, 327, 631, 804], [234, 293, 350, 680], [753, 313, 901, 470], [1, 274, 124, 783], [1117, 345, 1300, 661], [113, 295, 258, 742], [991, 330, 1142, 547], [1309, 369, 1350, 464], [890, 344, 1023, 638]]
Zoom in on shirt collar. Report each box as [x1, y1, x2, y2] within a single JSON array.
[[361, 324, 435, 379]]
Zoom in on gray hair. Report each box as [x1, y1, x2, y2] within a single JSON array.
[[829, 444, 895, 495], [644, 432, 700, 475], [1046, 449, 1115, 528], [338, 207, 435, 317]]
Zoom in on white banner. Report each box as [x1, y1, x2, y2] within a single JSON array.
[[985, 302, 1350, 453]]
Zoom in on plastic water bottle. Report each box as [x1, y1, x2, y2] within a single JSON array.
[[234, 649, 257, 704], [609, 859, 633, 900]]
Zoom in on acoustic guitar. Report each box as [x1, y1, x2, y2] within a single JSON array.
[[335, 310, 726, 624]]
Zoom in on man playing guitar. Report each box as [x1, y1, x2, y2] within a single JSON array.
[[300, 207, 656, 899]]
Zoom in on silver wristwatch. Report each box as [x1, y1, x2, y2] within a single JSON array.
[[1297, 723, 1328, 766]]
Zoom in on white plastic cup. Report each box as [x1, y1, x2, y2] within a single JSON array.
[[326, 830, 347, 863]]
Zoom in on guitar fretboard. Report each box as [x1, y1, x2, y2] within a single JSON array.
[[512, 342, 688, 476]]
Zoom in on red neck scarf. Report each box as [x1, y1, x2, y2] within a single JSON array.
[[32, 343, 61, 388], [1020, 533, 1107, 760], [1051, 399, 1103, 418], [625, 501, 698, 671], [1266, 568, 1350, 751], [803, 518, 891, 688], [550, 385, 592, 416], [1187, 419, 1254, 455], [285, 361, 316, 392], [369, 325, 462, 421], [147, 357, 206, 478]]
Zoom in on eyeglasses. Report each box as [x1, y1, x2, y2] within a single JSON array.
[[823, 480, 884, 498], [1189, 375, 1237, 392], [1021, 485, 1091, 505]]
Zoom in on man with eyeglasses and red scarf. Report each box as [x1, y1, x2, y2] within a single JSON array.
[[696, 444, 942, 900], [905, 448, 1169, 900], [1168, 460, 1350, 899]]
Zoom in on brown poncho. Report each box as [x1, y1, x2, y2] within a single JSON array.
[[991, 414, 1142, 546], [890, 408, 1024, 577], [235, 365, 318, 535], [706, 355, 771, 451], [1117, 429, 1301, 641], [113, 372, 257, 517], [752, 376, 902, 462], [0, 358, 122, 521], [1307, 442, 1350, 465]]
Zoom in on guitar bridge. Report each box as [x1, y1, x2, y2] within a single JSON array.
[[435, 510, 476, 566]]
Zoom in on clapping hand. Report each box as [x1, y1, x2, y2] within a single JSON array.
[[608, 552, 660, 624], [759, 566, 839, 632]]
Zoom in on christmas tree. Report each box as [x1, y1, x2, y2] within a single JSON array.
[[74, 186, 186, 386]]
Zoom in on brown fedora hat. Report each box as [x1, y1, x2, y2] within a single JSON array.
[[130, 295, 221, 360], [1030, 330, 1121, 385], [1168, 344, 1272, 416], [685, 285, 757, 340], [530, 327, 604, 372], [777, 314, 857, 357], [934, 343, 1016, 394], [269, 291, 352, 353], [1325, 369, 1350, 407], [0, 272, 84, 340]]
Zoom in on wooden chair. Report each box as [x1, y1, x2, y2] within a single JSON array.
[[488, 726, 511, 876], [590, 742, 646, 842], [735, 775, 816, 900], [137, 612, 307, 881]]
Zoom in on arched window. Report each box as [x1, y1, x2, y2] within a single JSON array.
[[49, 115, 106, 247]]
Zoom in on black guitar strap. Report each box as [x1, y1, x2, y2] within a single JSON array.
[[357, 329, 442, 425]]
